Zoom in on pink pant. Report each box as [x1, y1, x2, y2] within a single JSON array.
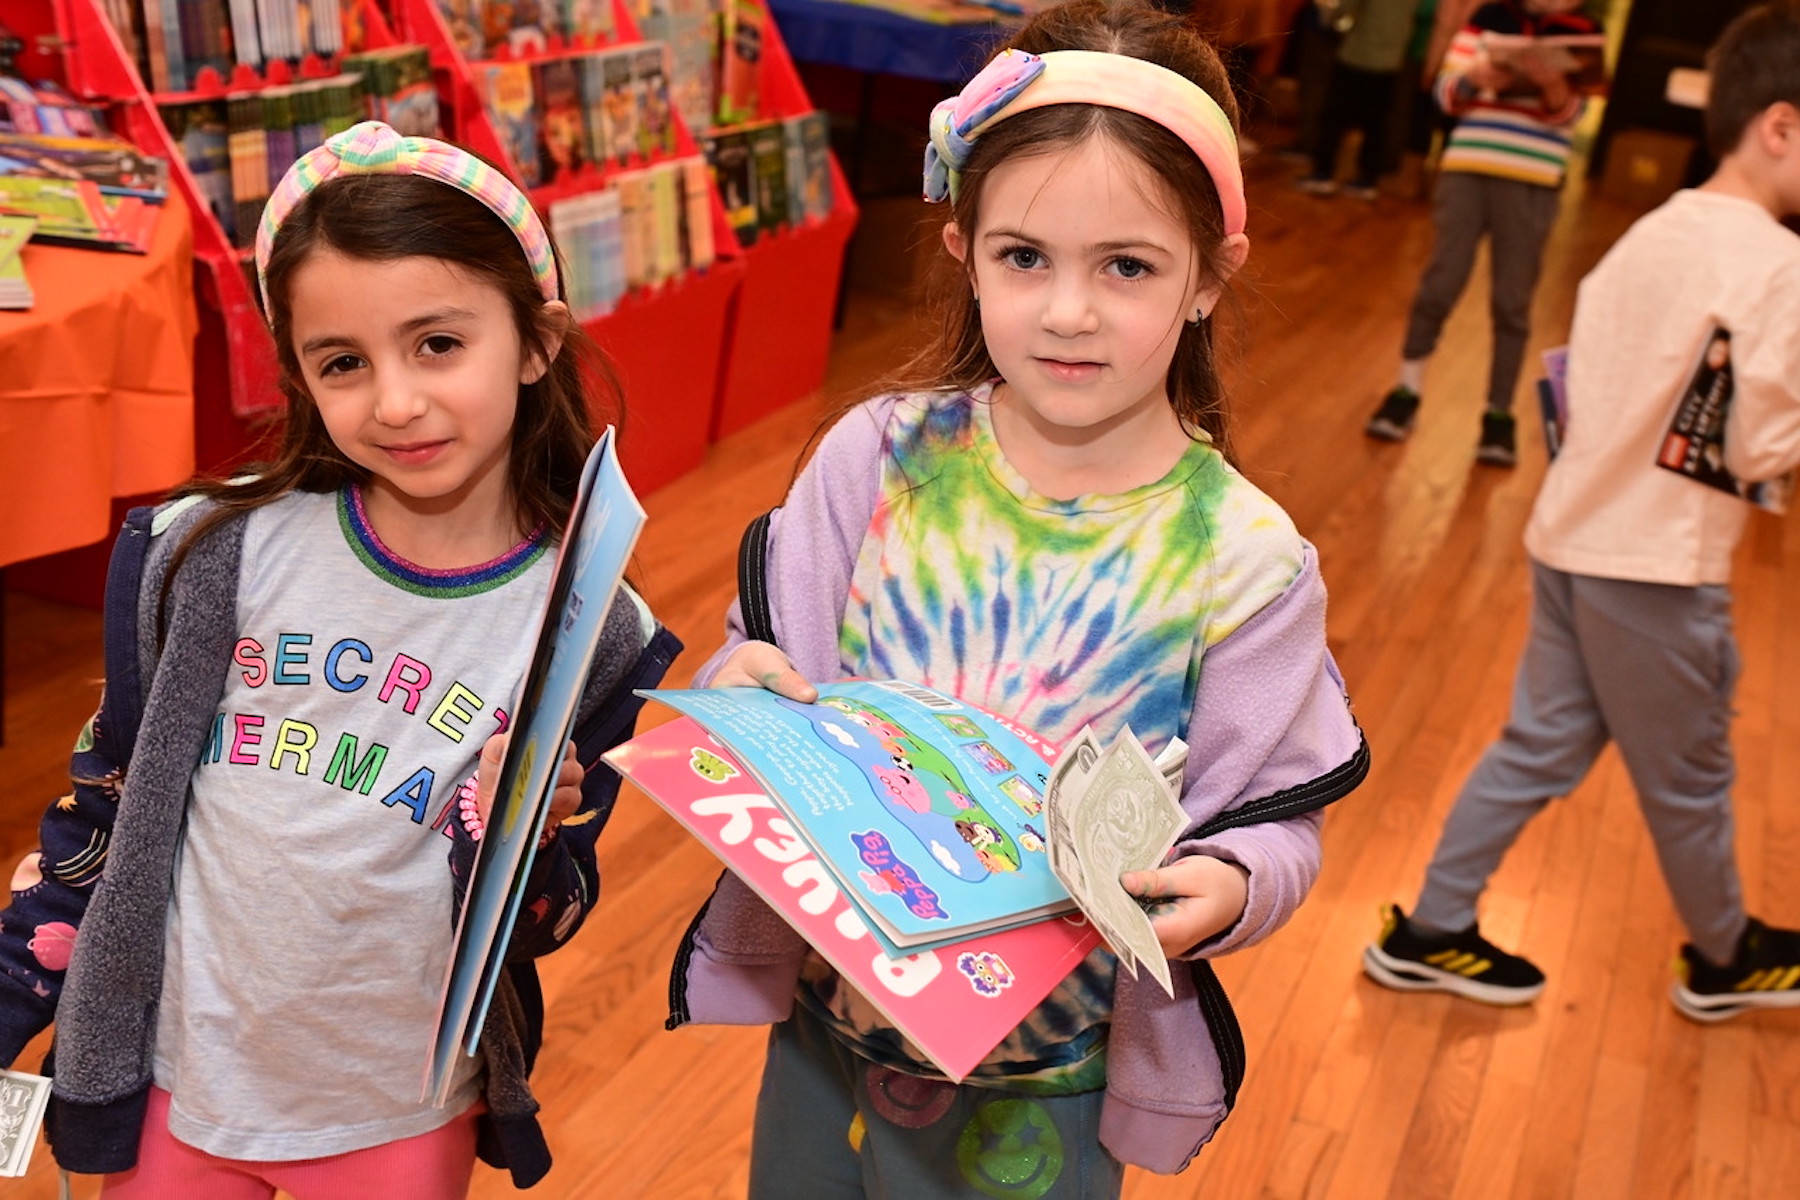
[[99, 1087, 480, 1199]]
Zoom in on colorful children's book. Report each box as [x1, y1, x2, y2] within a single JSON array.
[[533, 56, 587, 185], [425, 427, 646, 1107], [436, 0, 487, 58], [678, 153, 714, 272], [603, 715, 1104, 1081], [0, 212, 36, 311], [703, 126, 756, 246], [744, 118, 786, 237], [600, 49, 639, 167], [1654, 326, 1792, 515], [715, 0, 764, 126], [160, 99, 234, 239], [475, 61, 540, 188], [0, 175, 141, 252], [641, 682, 1079, 955], [633, 42, 676, 161]]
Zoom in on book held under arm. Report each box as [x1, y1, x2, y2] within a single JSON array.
[[423, 427, 646, 1106], [1655, 326, 1793, 515]]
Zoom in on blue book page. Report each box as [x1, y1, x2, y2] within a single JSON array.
[[425, 427, 645, 1104], [646, 681, 1073, 953]]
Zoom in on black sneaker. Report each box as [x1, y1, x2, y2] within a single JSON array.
[[1295, 174, 1339, 196], [1362, 903, 1546, 1004], [1672, 917, 1800, 1023], [1476, 410, 1517, 467], [1365, 387, 1420, 441], [1342, 178, 1380, 201]]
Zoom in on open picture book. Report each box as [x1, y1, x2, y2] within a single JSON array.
[[605, 680, 1194, 1078]]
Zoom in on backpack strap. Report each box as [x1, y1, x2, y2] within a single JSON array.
[[736, 508, 778, 647], [101, 505, 161, 768]]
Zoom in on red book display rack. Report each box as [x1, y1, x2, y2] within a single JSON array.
[[709, 13, 856, 439]]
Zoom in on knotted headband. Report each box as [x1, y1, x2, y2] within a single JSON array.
[[923, 48, 1246, 237], [255, 120, 559, 308]]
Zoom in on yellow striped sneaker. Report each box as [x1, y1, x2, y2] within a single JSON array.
[[1672, 918, 1800, 1023], [1361, 903, 1546, 1005]]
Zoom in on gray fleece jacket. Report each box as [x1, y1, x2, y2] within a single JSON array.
[[0, 496, 680, 1186]]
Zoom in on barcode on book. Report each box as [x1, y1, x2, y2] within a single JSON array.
[[871, 680, 962, 710]]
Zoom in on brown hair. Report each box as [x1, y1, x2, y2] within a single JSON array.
[[1705, 1, 1800, 159], [162, 172, 620, 609], [895, 0, 1245, 461]]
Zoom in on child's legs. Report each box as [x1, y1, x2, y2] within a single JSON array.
[[1348, 69, 1401, 182], [751, 1005, 1123, 1200], [1414, 563, 1609, 932], [1482, 179, 1561, 412], [750, 1006, 865, 1199], [1574, 577, 1746, 963], [101, 1087, 479, 1200], [100, 1088, 273, 1200], [1310, 60, 1357, 178], [1402, 173, 1487, 363]]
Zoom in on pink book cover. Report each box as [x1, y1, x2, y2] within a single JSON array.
[[605, 715, 1103, 1081]]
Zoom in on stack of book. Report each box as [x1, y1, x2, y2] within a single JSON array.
[[701, 110, 832, 247], [0, 212, 35, 309], [547, 153, 714, 319], [157, 50, 434, 247], [0, 132, 171, 201], [112, 0, 350, 94], [0, 77, 111, 138], [472, 40, 679, 190], [0, 175, 157, 253]]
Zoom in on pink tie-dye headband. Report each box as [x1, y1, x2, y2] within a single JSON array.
[[924, 48, 1247, 236], [255, 120, 559, 309]]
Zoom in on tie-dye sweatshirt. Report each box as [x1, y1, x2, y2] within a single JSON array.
[[672, 387, 1369, 1171]]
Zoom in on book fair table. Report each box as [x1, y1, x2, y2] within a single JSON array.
[[0, 188, 198, 740]]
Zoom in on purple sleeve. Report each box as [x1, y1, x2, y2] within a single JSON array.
[[1172, 543, 1362, 957]]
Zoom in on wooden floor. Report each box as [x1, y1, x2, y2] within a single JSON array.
[[5, 146, 1800, 1198]]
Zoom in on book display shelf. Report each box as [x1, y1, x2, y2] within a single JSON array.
[[708, 10, 855, 438], [20, 0, 856, 497], [393, 0, 748, 492]]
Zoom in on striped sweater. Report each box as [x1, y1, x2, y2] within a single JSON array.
[[1434, 2, 1601, 188]]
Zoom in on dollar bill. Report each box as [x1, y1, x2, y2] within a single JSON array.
[[0, 1068, 51, 1178], [1048, 727, 1189, 996]]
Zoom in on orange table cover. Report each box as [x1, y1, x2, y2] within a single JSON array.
[[0, 187, 198, 568]]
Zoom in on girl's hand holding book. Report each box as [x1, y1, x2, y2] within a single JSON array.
[[467, 733, 586, 840], [711, 640, 819, 702], [1121, 856, 1251, 960]]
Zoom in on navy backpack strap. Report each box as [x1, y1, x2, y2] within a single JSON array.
[[737, 509, 778, 647], [100, 505, 159, 767]]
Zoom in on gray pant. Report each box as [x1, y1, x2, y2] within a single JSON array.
[[1402, 172, 1562, 414], [1413, 561, 1747, 964]]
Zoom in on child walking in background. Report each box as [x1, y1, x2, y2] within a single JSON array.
[[667, 3, 1367, 1194], [1295, 0, 1427, 199], [1365, 1, 1800, 1021], [1364, 0, 1601, 466], [0, 121, 679, 1194]]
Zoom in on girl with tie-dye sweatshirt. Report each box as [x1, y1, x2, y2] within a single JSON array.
[[665, 3, 1367, 1195]]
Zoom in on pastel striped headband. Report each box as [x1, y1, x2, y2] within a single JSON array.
[[924, 48, 1246, 236], [255, 120, 559, 307]]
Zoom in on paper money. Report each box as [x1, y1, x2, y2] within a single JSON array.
[[1046, 726, 1189, 996], [0, 1068, 51, 1178]]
